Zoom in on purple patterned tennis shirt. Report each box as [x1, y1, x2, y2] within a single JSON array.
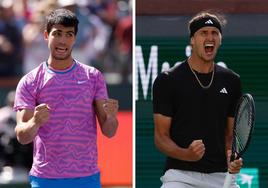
[[14, 60, 108, 178]]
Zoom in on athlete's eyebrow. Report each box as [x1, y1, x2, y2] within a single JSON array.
[[52, 29, 75, 34], [66, 31, 75, 35]]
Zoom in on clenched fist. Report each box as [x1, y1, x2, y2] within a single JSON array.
[[186, 139, 205, 161], [33, 103, 50, 127], [102, 99, 119, 117], [227, 150, 243, 174]]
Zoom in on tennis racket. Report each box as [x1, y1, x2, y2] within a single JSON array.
[[223, 93, 255, 188]]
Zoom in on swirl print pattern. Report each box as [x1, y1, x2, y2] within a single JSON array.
[[14, 60, 108, 178]]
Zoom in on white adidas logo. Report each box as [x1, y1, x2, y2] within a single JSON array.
[[220, 87, 228, 94], [205, 19, 213, 24]]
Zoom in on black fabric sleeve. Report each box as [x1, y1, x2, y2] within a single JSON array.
[[153, 72, 173, 117], [228, 75, 242, 117]]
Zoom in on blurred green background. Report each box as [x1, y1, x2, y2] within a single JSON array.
[[136, 36, 268, 188]]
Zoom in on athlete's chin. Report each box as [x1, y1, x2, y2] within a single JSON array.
[[53, 55, 71, 61], [203, 55, 216, 62]]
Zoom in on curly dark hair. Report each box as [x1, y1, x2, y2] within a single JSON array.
[[45, 8, 79, 35]]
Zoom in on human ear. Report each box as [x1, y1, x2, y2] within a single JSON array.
[[190, 37, 194, 46], [43, 30, 49, 41]]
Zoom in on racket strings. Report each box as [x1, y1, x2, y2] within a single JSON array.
[[234, 98, 253, 153]]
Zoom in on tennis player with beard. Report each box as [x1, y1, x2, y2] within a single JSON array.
[[153, 10, 243, 188]]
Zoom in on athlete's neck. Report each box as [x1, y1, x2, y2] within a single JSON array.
[[47, 57, 74, 70], [188, 56, 214, 73]]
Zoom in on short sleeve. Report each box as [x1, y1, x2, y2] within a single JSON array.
[[228, 75, 242, 117], [13, 75, 37, 111], [153, 72, 173, 117], [94, 70, 108, 100]]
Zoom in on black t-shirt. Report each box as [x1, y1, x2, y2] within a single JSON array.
[[153, 61, 242, 173]]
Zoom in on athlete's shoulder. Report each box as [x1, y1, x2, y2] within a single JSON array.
[[19, 62, 46, 84], [154, 61, 187, 87], [16, 62, 46, 95], [216, 63, 240, 80], [162, 61, 187, 77], [75, 60, 102, 76]]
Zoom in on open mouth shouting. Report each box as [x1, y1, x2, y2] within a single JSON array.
[[204, 43, 214, 55]]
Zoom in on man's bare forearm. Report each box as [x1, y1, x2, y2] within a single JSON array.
[[15, 118, 40, 145], [100, 115, 118, 138], [102, 116, 118, 138]]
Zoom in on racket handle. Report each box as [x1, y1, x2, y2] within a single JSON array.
[[223, 172, 233, 188]]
